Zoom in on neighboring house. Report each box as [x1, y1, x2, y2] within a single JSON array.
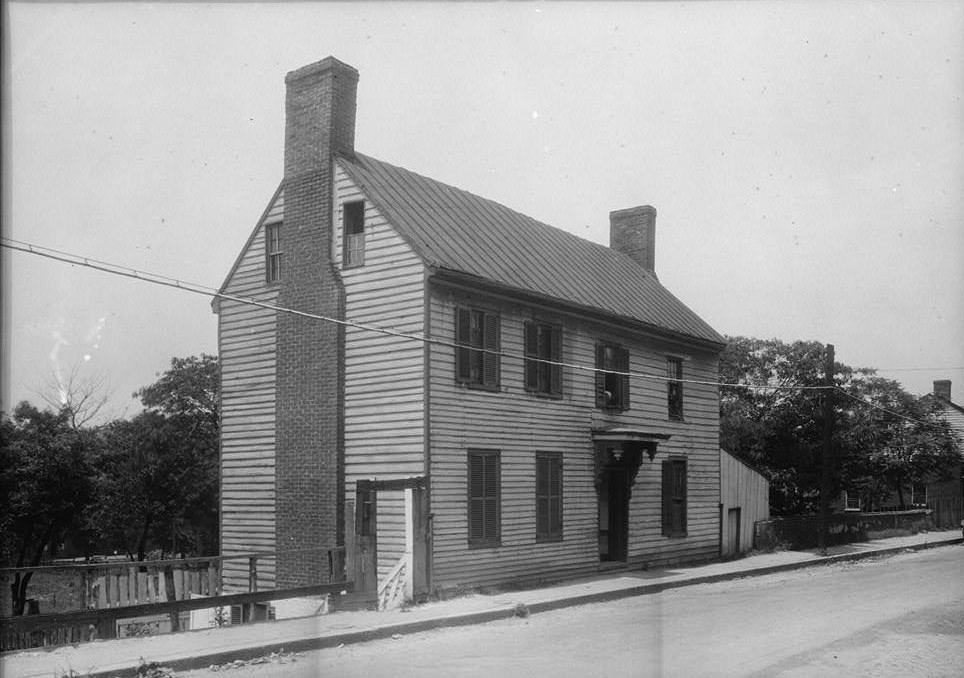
[[214, 57, 726, 596], [719, 449, 769, 557], [924, 380, 964, 527], [837, 380, 963, 527]]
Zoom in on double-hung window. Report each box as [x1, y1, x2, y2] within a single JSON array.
[[524, 322, 562, 396], [265, 223, 283, 283], [667, 357, 684, 421], [595, 343, 630, 411], [536, 452, 563, 542], [468, 449, 501, 547], [456, 308, 500, 389], [343, 201, 366, 267], [662, 458, 687, 537]]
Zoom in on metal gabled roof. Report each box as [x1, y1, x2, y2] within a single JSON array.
[[338, 152, 724, 347]]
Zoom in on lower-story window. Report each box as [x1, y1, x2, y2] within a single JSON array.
[[536, 452, 563, 542], [468, 449, 501, 547], [662, 458, 687, 537]]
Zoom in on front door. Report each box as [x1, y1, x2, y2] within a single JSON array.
[[726, 507, 741, 557], [599, 468, 630, 562]]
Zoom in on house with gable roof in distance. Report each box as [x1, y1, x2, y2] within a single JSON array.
[[214, 56, 727, 600]]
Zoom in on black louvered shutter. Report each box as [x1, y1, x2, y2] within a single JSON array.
[[661, 460, 673, 536], [617, 346, 631, 411], [482, 313, 500, 387], [456, 308, 471, 382], [483, 453, 500, 543], [469, 452, 485, 543], [675, 461, 687, 534], [524, 322, 539, 391], [549, 327, 563, 396], [549, 455, 562, 537], [595, 344, 606, 407]]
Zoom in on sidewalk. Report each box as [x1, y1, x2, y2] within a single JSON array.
[[4, 530, 960, 678]]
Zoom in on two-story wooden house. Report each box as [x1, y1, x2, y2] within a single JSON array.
[[215, 57, 726, 597]]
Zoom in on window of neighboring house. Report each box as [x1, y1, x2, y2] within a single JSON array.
[[456, 308, 500, 389], [844, 491, 861, 512], [525, 322, 563, 397], [343, 201, 366, 267], [468, 449, 501, 547], [595, 343, 630, 411], [536, 452, 563, 542], [667, 357, 684, 421], [662, 458, 687, 537], [265, 222, 283, 283], [911, 483, 927, 506]]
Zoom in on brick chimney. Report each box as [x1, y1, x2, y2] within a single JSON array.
[[610, 206, 657, 273], [275, 57, 357, 586], [934, 380, 952, 401]]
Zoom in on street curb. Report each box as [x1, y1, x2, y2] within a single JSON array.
[[50, 537, 964, 677]]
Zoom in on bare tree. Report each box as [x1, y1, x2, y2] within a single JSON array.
[[35, 362, 114, 429]]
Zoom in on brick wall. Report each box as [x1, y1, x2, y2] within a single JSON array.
[[275, 58, 358, 587]]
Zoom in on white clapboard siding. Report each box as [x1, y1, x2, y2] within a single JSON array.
[[334, 161, 426, 583], [428, 286, 722, 589], [720, 449, 770, 556], [216, 192, 282, 592]]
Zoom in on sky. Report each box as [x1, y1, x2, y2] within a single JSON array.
[[2, 1, 963, 421]]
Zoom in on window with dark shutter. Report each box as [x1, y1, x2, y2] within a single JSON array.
[[524, 322, 563, 396], [595, 342, 629, 411], [661, 459, 687, 537], [667, 357, 684, 421], [536, 452, 563, 542], [456, 307, 500, 389], [265, 223, 283, 283], [468, 449, 501, 547], [343, 201, 366, 267]]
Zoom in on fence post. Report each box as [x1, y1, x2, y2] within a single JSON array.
[[163, 567, 180, 632], [246, 557, 258, 622]]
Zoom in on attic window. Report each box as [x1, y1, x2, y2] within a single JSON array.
[[265, 223, 283, 283], [343, 201, 366, 267]]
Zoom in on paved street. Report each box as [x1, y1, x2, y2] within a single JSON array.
[[182, 545, 963, 678]]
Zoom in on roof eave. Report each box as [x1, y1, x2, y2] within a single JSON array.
[[430, 267, 727, 353]]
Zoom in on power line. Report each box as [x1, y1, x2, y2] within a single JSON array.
[[834, 387, 947, 429], [875, 366, 964, 372], [0, 237, 850, 393]]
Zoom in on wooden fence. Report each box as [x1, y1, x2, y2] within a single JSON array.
[[1, 547, 347, 652]]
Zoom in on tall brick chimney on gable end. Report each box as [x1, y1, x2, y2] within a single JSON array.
[[934, 380, 952, 401], [275, 57, 357, 587], [610, 205, 657, 274]]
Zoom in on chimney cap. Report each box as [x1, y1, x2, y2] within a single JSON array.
[[285, 56, 359, 85], [609, 205, 657, 219]]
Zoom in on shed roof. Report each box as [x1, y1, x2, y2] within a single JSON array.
[[339, 152, 724, 347]]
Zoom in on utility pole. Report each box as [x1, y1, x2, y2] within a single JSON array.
[[819, 343, 835, 555]]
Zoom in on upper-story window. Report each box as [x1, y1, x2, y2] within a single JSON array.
[[595, 343, 629, 411], [524, 322, 562, 397], [456, 307, 500, 389], [667, 357, 684, 421], [343, 201, 366, 267], [265, 222, 283, 283]]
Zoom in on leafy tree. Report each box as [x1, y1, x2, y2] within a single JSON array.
[[92, 354, 220, 559], [837, 373, 961, 511], [0, 403, 96, 614], [719, 337, 832, 514], [92, 411, 216, 560], [134, 354, 219, 434], [720, 336, 962, 515]]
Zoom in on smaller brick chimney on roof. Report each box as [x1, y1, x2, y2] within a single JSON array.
[[610, 206, 657, 274], [934, 380, 952, 401]]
